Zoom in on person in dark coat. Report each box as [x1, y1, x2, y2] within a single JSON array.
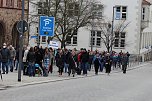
[[26, 47, 36, 77], [93, 53, 101, 75], [80, 49, 89, 76], [104, 53, 112, 75], [0, 43, 10, 74], [88, 51, 94, 71], [68, 51, 76, 77], [56, 49, 64, 76], [121, 53, 129, 74], [64, 49, 70, 73], [35, 47, 43, 72]]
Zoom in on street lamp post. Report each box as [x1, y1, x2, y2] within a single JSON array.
[[91, 18, 94, 51], [111, 6, 115, 52], [18, 0, 25, 82]]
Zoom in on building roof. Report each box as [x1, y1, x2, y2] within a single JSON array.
[[142, 0, 151, 5]]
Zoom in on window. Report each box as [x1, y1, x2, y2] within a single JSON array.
[[17, 0, 21, 8], [6, 0, 9, 6], [0, 0, 3, 7], [142, 7, 145, 20], [38, 9, 42, 14], [43, 9, 48, 15], [10, 0, 13, 7], [66, 30, 78, 46], [92, 4, 103, 19], [68, 3, 79, 16], [114, 32, 126, 48], [114, 39, 119, 47], [38, 2, 42, 8], [36, 27, 40, 44], [37, 2, 48, 15], [41, 36, 46, 43], [90, 30, 102, 47], [115, 6, 127, 20]]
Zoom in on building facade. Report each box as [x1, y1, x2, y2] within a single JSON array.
[[29, 0, 150, 55], [141, 0, 152, 52], [0, 0, 29, 48]]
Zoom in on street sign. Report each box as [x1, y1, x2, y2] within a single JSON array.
[[31, 36, 38, 39], [39, 16, 55, 36], [17, 20, 28, 33], [48, 41, 59, 49]]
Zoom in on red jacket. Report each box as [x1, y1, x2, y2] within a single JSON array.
[[78, 52, 82, 62]]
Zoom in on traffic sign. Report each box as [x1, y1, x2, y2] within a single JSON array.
[[17, 20, 28, 33], [39, 16, 55, 36]]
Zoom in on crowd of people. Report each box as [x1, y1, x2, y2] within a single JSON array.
[[0, 43, 130, 77]]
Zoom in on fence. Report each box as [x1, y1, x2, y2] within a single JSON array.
[[140, 49, 152, 62], [128, 54, 142, 68]]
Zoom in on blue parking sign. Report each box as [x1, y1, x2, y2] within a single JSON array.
[[39, 16, 55, 36]]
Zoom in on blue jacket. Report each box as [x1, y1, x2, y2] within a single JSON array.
[[93, 56, 101, 65]]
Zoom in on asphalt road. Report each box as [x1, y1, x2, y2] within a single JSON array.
[[0, 63, 152, 101]]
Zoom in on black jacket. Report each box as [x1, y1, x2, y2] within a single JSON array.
[[35, 50, 43, 63], [81, 52, 89, 63], [0, 48, 10, 62], [26, 52, 35, 63], [56, 54, 64, 68], [64, 52, 71, 64]]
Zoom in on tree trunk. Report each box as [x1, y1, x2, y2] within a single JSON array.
[[107, 46, 110, 53], [61, 41, 66, 49]]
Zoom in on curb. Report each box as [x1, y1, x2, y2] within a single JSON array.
[[0, 62, 150, 90]]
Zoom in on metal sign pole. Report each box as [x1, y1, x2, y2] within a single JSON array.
[[18, 0, 24, 82], [0, 70, 3, 81]]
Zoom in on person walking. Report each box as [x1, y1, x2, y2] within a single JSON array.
[[88, 51, 94, 71], [80, 49, 89, 76], [35, 46, 43, 74], [0, 43, 10, 74], [48, 48, 54, 73], [64, 49, 70, 73], [56, 49, 64, 76], [68, 50, 76, 77], [23, 46, 29, 75], [9, 45, 16, 72], [93, 53, 101, 75], [104, 53, 112, 75], [43, 48, 50, 77], [112, 53, 118, 70], [26, 47, 36, 77], [121, 53, 129, 74]]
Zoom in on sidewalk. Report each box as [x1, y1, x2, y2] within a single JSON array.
[[0, 62, 149, 90]]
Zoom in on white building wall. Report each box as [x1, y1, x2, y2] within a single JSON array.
[[100, 0, 142, 54], [142, 3, 152, 51], [67, 0, 143, 54]]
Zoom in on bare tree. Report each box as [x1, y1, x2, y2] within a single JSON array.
[[94, 19, 130, 52], [29, 0, 101, 48]]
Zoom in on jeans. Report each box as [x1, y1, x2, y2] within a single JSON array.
[[28, 62, 35, 76], [64, 63, 69, 73], [99, 62, 104, 72], [81, 62, 87, 75], [2, 61, 9, 74], [86, 62, 90, 71], [9, 59, 14, 71]]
